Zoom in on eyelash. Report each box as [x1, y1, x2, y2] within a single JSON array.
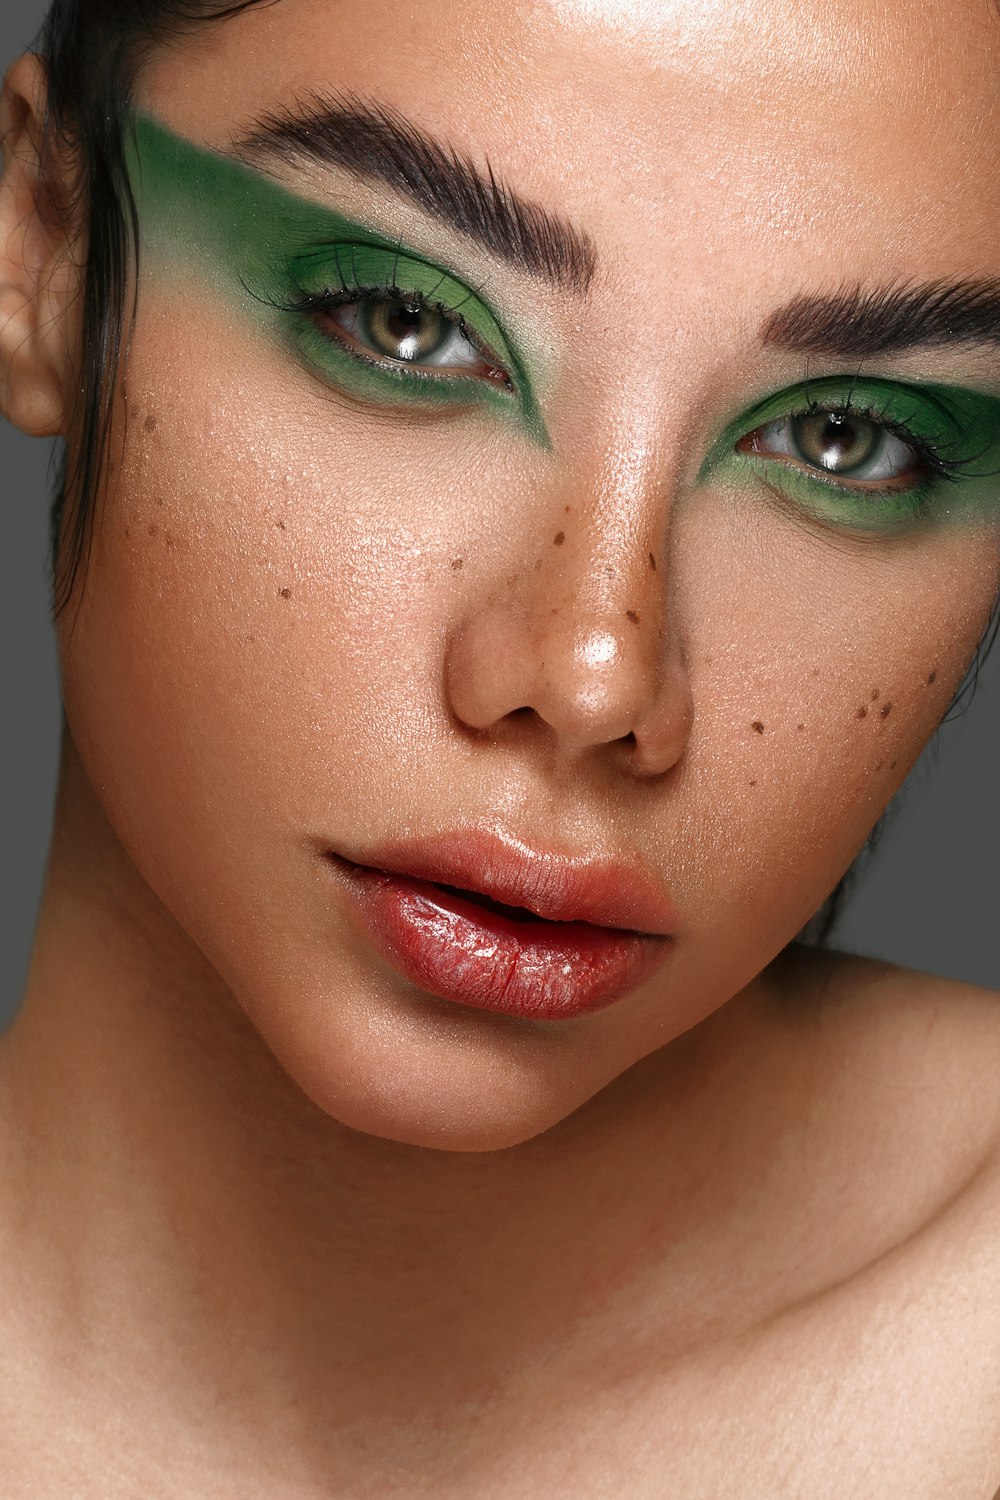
[[283, 279, 515, 391], [797, 395, 974, 487], [736, 389, 992, 524]]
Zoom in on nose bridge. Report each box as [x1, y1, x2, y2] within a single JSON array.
[[530, 422, 668, 639], [443, 421, 693, 774]]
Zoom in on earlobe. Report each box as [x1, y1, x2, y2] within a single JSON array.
[[0, 53, 82, 438]]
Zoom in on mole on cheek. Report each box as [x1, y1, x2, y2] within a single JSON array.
[[279, 588, 292, 600], [880, 703, 893, 719], [856, 706, 868, 720], [451, 558, 463, 571], [553, 532, 565, 546], [926, 670, 938, 685], [648, 552, 657, 572], [626, 610, 640, 626], [144, 413, 157, 433], [751, 721, 765, 734]]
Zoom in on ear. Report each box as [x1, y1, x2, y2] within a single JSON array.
[[0, 53, 83, 438]]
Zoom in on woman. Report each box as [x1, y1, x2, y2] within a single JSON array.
[[1, 0, 999, 1492]]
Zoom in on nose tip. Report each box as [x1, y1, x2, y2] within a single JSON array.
[[555, 624, 649, 747], [444, 601, 692, 777]]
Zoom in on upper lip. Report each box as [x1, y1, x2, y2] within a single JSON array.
[[332, 829, 677, 936]]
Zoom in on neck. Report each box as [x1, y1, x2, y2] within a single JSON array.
[[1, 737, 790, 1481]]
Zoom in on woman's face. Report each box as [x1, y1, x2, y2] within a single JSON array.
[[56, 0, 1000, 1148]]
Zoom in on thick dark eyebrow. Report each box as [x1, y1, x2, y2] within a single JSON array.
[[762, 279, 1000, 359], [230, 92, 597, 296]]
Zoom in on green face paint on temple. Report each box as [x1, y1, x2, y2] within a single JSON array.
[[125, 112, 551, 447], [700, 374, 1000, 537]]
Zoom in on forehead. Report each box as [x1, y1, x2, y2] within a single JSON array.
[[140, 0, 1000, 290]]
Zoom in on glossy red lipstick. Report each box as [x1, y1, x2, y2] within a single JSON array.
[[328, 833, 676, 1021]]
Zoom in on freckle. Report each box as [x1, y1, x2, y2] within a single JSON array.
[[890, 760, 898, 770], [880, 702, 893, 719], [148, 524, 158, 538], [856, 706, 868, 720], [534, 559, 543, 571], [276, 520, 287, 531], [144, 413, 157, 432], [550, 607, 558, 615], [506, 575, 518, 587], [605, 566, 615, 578], [564, 505, 571, 514], [626, 610, 640, 625], [279, 588, 292, 600], [165, 531, 174, 547], [749, 779, 758, 788], [155, 497, 164, 507], [751, 721, 765, 734], [648, 552, 657, 572], [797, 723, 805, 732], [124, 527, 131, 539], [927, 671, 938, 685], [553, 531, 565, 546], [871, 689, 880, 701], [451, 558, 463, 571], [812, 668, 820, 678]]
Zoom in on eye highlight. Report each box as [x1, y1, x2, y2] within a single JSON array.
[[738, 409, 926, 492], [304, 285, 513, 386], [267, 239, 552, 441], [701, 375, 1000, 535]]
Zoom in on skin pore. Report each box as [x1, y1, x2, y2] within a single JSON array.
[[2, 0, 1000, 1493]]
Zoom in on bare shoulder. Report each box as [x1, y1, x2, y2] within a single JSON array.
[[772, 943, 1000, 1167]]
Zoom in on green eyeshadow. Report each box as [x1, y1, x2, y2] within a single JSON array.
[[700, 375, 1000, 535], [125, 111, 549, 446]]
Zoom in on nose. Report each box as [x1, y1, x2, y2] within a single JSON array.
[[444, 504, 693, 779]]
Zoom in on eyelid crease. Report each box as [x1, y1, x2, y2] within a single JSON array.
[[126, 110, 553, 449]]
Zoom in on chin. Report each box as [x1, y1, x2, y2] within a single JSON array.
[[233, 968, 611, 1154]]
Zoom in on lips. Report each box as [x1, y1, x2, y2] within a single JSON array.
[[327, 832, 676, 1021]]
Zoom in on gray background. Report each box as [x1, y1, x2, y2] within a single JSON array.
[[1, 1, 997, 1030]]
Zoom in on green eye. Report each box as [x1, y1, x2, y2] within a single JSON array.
[[274, 242, 549, 443], [702, 376, 1000, 534], [740, 409, 925, 490], [306, 287, 512, 385]]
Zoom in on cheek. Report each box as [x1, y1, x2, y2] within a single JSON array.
[[56, 309, 474, 937], [673, 504, 1000, 935]]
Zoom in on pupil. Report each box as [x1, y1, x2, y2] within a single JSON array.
[[385, 304, 423, 341], [794, 411, 879, 473], [364, 297, 447, 362]]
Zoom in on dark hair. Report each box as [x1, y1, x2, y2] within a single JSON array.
[[34, 0, 270, 613]]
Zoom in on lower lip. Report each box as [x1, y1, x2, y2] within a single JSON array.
[[333, 862, 669, 1021]]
